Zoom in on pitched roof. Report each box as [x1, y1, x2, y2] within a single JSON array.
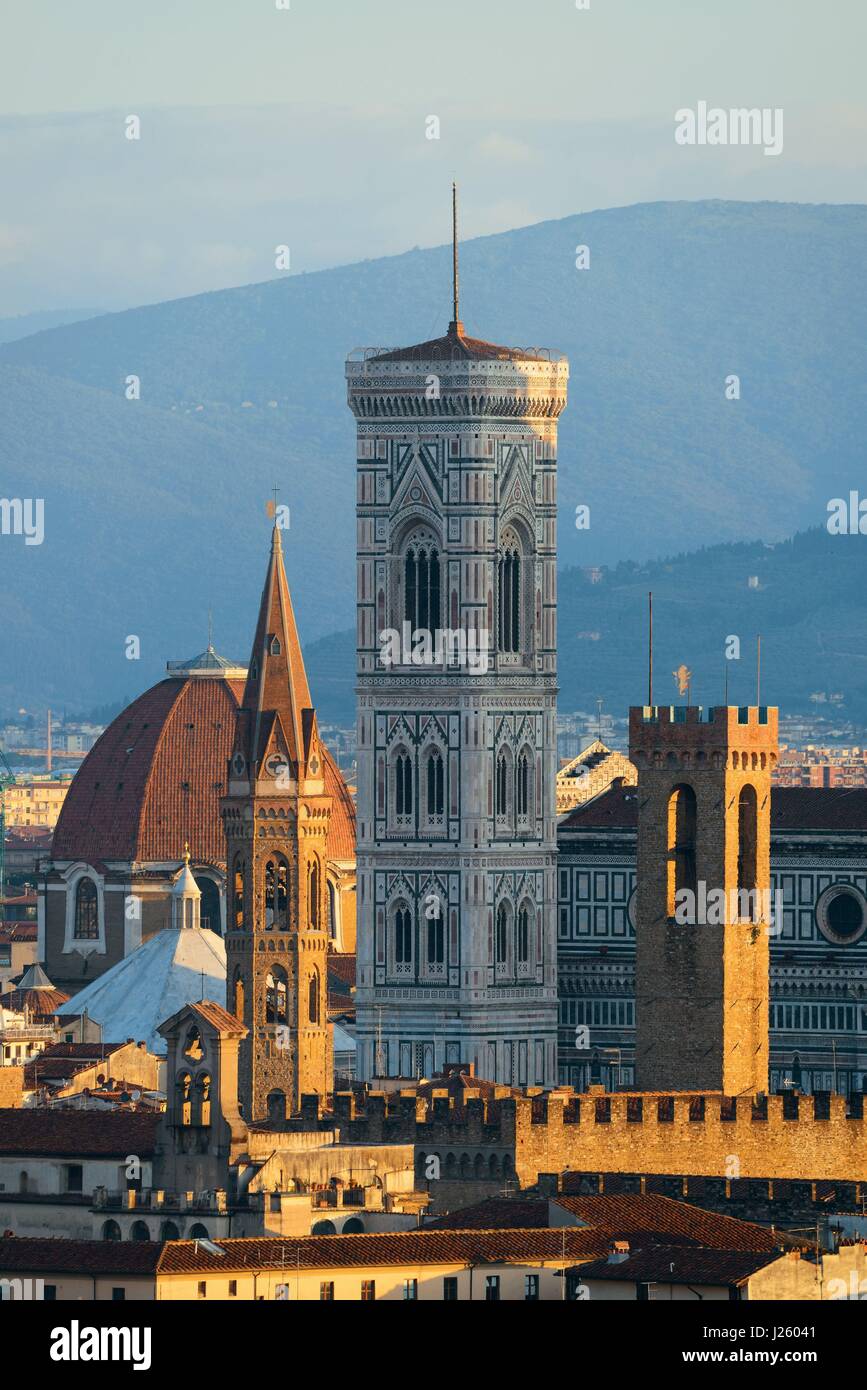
[[0, 1107, 158, 1157], [58, 928, 227, 1055], [551, 1194, 781, 1252], [426, 1198, 550, 1230], [51, 674, 245, 862], [155, 1228, 597, 1275], [560, 784, 867, 833], [0, 1237, 162, 1276], [575, 1244, 783, 1286], [235, 526, 313, 777], [182, 998, 246, 1037], [370, 321, 549, 365]]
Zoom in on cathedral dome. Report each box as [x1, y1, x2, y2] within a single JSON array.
[[51, 652, 355, 868]]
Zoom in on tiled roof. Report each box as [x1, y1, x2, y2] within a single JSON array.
[[0, 1107, 158, 1157], [575, 1244, 782, 1286], [185, 998, 246, 1036], [370, 322, 549, 364], [327, 954, 356, 987], [51, 675, 244, 863], [50, 679, 354, 867], [426, 1199, 549, 1230], [1, 985, 69, 1018], [155, 1227, 596, 1275], [560, 784, 867, 833], [0, 1237, 161, 1276], [0, 923, 37, 942], [552, 1194, 781, 1252]]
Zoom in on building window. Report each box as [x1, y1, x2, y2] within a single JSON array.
[[392, 902, 413, 975], [485, 1275, 500, 1302], [228, 1280, 238, 1297], [426, 748, 444, 819], [197, 1281, 207, 1299], [73, 877, 99, 940], [178, 1071, 192, 1125], [496, 903, 509, 966], [327, 879, 337, 939], [516, 751, 530, 820], [308, 858, 320, 928], [65, 1164, 83, 1194], [102, 1221, 121, 1241], [403, 1279, 418, 1301], [404, 539, 440, 633], [517, 906, 530, 965], [266, 967, 289, 1025], [308, 969, 320, 1024], [525, 1274, 540, 1301], [443, 1277, 458, 1301], [498, 534, 521, 654], [426, 911, 445, 967], [111, 1288, 126, 1301], [233, 970, 245, 1023], [394, 749, 414, 822], [233, 857, 245, 929], [738, 785, 758, 900], [44, 1285, 57, 1300], [361, 1280, 376, 1302], [320, 1282, 334, 1301], [667, 784, 697, 916], [265, 856, 290, 930]]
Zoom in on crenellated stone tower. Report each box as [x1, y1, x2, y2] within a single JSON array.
[[346, 202, 568, 1086], [222, 526, 332, 1122], [628, 704, 778, 1095]]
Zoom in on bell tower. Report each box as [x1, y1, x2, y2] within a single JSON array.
[[628, 704, 778, 1095], [222, 526, 331, 1123]]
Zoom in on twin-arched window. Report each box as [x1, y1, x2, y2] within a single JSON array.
[[393, 902, 413, 971], [404, 538, 441, 632], [265, 856, 290, 930]]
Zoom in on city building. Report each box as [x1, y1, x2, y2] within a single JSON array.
[[2, 778, 71, 829], [556, 740, 637, 815], [39, 644, 356, 995], [347, 231, 568, 1086], [557, 783, 867, 1093]]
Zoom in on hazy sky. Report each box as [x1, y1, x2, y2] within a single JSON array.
[[1, 0, 865, 314]]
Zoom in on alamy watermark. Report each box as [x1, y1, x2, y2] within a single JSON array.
[[674, 883, 783, 935], [0, 498, 44, 545], [379, 622, 489, 674], [675, 102, 783, 157]]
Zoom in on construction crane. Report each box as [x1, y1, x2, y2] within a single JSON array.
[[0, 745, 16, 908]]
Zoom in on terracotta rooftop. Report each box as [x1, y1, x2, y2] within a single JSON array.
[[574, 1244, 784, 1287], [50, 671, 354, 867], [370, 322, 549, 365], [560, 784, 867, 833], [0, 1107, 158, 1157], [155, 1227, 597, 1275], [0, 923, 37, 942], [426, 1199, 550, 1231], [0, 1236, 161, 1276]]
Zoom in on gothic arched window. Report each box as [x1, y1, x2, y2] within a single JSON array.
[[233, 857, 245, 929], [517, 905, 530, 964], [667, 784, 698, 917], [74, 878, 99, 940], [393, 902, 413, 971], [308, 970, 320, 1024], [426, 748, 444, 819], [177, 1072, 192, 1126], [426, 906, 445, 967], [308, 859, 320, 928], [496, 903, 509, 965], [738, 785, 758, 896], [196, 1073, 212, 1127], [265, 856, 290, 930], [495, 749, 512, 822], [327, 879, 337, 939], [498, 531, 521, 654], [394, 749, 413, 821], [404, 535, 441, 633], [266, 967, 289, 1025], [232, 970, 245, 1023], [516, 751, 530, 820]]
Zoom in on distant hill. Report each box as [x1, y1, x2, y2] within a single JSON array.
[[1, 199, 865, 709], [304, 527, 867, 727], [0, 307, 102, 345]]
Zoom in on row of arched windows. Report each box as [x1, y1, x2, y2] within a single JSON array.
[[389, 898, 446, 976], [231, 966, 320, 1026], [495, 901, 535, 972], [231, 855, 321, 930], [495, 747, 534, 827], [397, 528, 528, 656], [667, 783, 758, 918], [390, 746, 446, 826]]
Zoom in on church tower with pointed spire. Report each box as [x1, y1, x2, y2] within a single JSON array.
[[346, 192, 568, 1086], [221, 525, 332, 1122]]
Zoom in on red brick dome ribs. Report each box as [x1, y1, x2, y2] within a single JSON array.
[[51, 676, 355, 867]]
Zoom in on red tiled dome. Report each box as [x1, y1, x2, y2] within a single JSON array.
[[52, 675, 355, 866]]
